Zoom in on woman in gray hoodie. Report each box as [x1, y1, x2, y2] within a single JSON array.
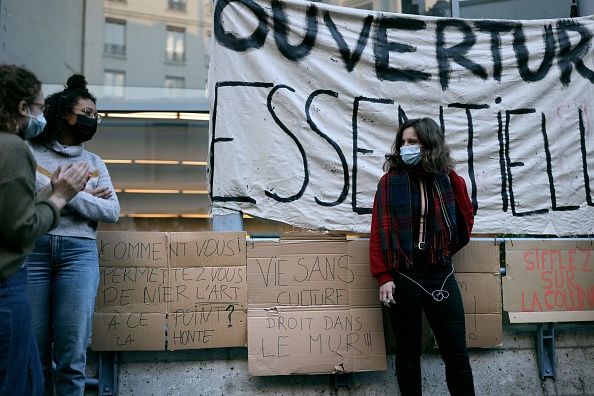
[[27, 74, 120, 396]]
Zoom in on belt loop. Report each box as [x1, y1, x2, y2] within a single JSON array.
[[414, 242, 427, 250]]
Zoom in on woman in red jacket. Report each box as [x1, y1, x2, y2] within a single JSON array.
[[370, 117, 475, 396]]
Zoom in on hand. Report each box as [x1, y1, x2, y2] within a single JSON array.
[[47, 162, 90, 209], [85, 186, 113, 199], [379, 281, 396, 307]]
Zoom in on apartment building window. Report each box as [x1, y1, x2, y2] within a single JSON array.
[[165, 76, 185, 89], [165, 76, 185, 98], [166, 26, 185, 62], [167, 0, 186, 12], [104, 18, 126, 56], [104, 70, 125, 97]]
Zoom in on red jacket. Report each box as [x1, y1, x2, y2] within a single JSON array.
[[369, 170, 474, 286]]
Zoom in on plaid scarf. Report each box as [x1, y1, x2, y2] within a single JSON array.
[[376, 167, 458, 269]]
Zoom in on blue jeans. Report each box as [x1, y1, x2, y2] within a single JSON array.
[[0, 265, 43, 396], [26, 235, 99, 396]]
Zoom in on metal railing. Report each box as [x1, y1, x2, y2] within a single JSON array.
[[165, 51, 185, 62], [104, 44, 126, 56]]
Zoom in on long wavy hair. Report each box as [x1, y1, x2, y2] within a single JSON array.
[[0, 64, 41, 133], [32, 74, 97, 145], [384, 117, 454, 175]]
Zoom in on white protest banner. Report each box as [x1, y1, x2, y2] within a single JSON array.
[[208, 0, 594, 235]]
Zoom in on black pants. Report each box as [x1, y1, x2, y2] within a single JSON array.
[[388, 251, 475, 396]]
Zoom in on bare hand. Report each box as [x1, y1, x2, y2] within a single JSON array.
[[85, 186, 113, 199], [379, 281, 396, 307], [48, 162, 90, 208]]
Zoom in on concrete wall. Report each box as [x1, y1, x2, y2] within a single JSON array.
[[83, 322, 594, 395]]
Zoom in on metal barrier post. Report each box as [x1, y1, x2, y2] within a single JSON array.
[[536, 323, 556, 380], [333, 373, 353, 389], [98, 351, 118, 395]]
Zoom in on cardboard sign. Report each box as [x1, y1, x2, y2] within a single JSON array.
[[209, 0, 594, 236], [168, 232, 247, 350], [246, 233, 386, 375], [452, 239, 502, 347], [503, 239, 594, 323], [92, 313, 166, 351], [96, 232, 169, 314], [92, 231, 247, 351], [248, 307, 385, 375]]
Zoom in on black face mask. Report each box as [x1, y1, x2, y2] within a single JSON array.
[[73, 114, 97, 143]]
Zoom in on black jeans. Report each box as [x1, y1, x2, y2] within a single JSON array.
[[388, 251, 475, 396]]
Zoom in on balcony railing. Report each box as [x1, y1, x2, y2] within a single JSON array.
[[104, 43, 126, 56], [165, 51, 185, 62], [167, 0, 186, 11]]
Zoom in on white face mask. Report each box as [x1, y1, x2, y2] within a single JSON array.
[[21, 107, 47, 139], [400, 145, 423, 165]]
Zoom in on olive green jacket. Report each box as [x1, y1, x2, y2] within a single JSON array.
[[0, 131, 59, 279]]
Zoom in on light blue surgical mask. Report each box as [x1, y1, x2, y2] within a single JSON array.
[[20, 107, 47, 139], [400, 145, 423, 165]]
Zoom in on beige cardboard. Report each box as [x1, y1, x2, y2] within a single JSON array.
[[452, 240, 503, 347], [168, 266, 246, 312], [452, 239, 501, 273], [427, 313, 502, 348], [169, 231, 246, 268], [347, 239, 384, 307], [97, 232, 168, 267], [96, 232, 169, 314], [168, 232, 247, 349], [503, 239, 594, 320], [247, 307, 386, 376], [95, 267, 169, 313], [92, 313, 165, 351], [456, 273, 502, 315], [168, 305, 247, 350], [508, 310, 594, 323], [464, 314, 503, 348], [247, 237, 356, 308], [247, 234, 386, 376], [93, 231, 248, 351]]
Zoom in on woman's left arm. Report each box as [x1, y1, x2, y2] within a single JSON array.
[[66, 157, 120, 223], [449, 170, 474, 255]]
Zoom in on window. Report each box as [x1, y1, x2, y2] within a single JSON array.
[[167, 0, 186, 12], [165, 76, 185, 98], [402, 0, 420, 14], [166, 26, 185, 62], [104, 18, 126, 55], [343, 0, 374, 10], [165, 76, 185, 89], [104, 70, 125, 97]]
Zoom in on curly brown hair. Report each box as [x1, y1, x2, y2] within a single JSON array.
[[384, 117, 454, 175], [0, 64, 42, 133], [32, 74, 97, 145]]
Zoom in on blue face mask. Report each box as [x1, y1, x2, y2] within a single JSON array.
[[400, 145, 423, 165], [21, 108, 47, 139]]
